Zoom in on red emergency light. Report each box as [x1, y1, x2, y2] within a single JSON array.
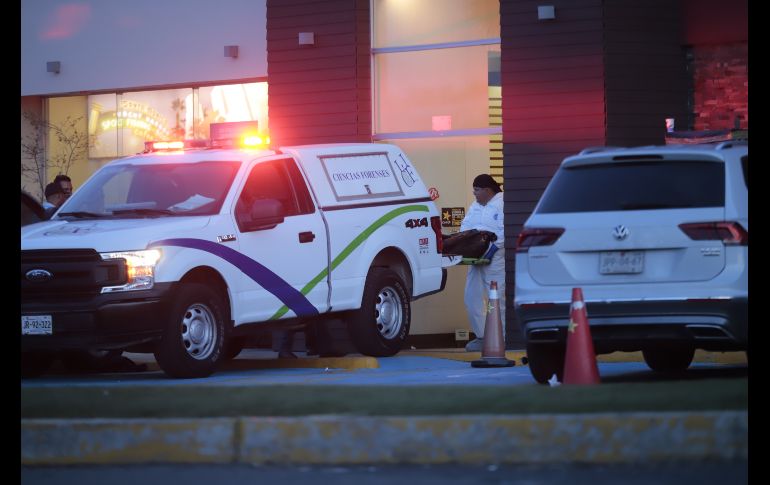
[[143, 122, 269, 153]]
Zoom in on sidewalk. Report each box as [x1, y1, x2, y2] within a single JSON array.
[[21, 411, 747, 465]]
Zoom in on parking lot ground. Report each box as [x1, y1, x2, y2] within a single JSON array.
[[22, 348, 748, 389]]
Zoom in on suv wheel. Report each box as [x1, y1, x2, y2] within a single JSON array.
[[642, 345, 694, 372], [526, 343, 565, 384], [348, 267, 410, 357], [154, 283, 229, 378]]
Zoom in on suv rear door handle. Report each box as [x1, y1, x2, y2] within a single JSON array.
[[299, 231, 315, 243]]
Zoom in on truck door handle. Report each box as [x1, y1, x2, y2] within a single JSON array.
[[299, 231, 316, 243]]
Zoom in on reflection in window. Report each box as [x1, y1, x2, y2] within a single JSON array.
[[87, 82, 268, 158]]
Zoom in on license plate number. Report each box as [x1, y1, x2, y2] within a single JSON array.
[[22, 315, 52, 335], [600, 251, 644, 274]]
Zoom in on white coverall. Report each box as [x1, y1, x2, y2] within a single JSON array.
[[460, 192, 505, 339]]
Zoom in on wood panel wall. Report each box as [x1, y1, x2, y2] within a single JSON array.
[[267, 0, 370, 146]]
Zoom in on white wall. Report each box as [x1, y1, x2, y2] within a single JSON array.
[[21, 0, 267, 96]]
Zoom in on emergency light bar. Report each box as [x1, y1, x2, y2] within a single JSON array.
[[210, 121, 269, 149], [143, 121, 269, 153], [143, 139, 208, 153]]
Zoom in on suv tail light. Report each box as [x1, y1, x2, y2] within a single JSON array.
[[515, 228, 565, 252], [679, 222, 748, 245], [430, 216, 443, 253]]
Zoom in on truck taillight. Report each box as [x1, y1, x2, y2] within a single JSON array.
[[515, 228, 564, 252], [679, 222, 748, 245], [430, 216, 443, 253]]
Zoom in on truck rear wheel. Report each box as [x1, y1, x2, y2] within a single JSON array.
[[348, 267, 410, 357], [154, 283, 228, 378]]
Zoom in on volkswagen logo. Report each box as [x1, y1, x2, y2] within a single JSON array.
[[25, 269, 52, 282], [612, 225, 629, 241]]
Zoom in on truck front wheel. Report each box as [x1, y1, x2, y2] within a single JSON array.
[[348, 267, 410, 357], [154, 283, 228, 378]]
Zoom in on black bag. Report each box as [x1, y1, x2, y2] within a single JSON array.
[[442, 229, 497, 258]]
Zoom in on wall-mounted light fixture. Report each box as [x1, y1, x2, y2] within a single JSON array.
[[298, 32, 315, 46], [46, 61, 61, 74], [224, 45, 239, 58], [537, 5, 555, 20]]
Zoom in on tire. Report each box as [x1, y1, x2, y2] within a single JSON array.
[[222, 337, 246, 361], [59, 349, 124, 373], [348, 267, 410, 357], [21, 351, 56, 378], [154, 283, 229, 378], [526, 343, 565, 384], [642, 346, 694, 372]]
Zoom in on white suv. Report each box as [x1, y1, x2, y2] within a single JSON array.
[[514, 142, 748, 383]]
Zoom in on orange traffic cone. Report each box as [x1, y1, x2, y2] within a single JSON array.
[[471, 281, 514, 368], [562, 287, 600, 385]]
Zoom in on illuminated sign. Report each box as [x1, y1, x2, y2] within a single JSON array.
[[90, 100, 170, 142]]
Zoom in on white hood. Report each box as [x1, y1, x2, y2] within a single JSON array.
[[21, 217, 212, 252]]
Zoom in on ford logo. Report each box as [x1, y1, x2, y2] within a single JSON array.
[[25, 269, 52, 282]]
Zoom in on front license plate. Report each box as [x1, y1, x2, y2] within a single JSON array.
[[22, 315, 52, 335], [600, 251, 644, 274]]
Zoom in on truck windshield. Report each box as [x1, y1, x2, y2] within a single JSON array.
[[57, 161, 240, 219]]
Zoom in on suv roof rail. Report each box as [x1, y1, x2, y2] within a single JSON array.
[[578, 146, 624, 155], [714, 140, 748, 150]]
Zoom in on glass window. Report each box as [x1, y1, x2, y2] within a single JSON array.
[[373, 0, 499, 47], [375, 45, 500, 133], [236, 159, 313, 230], [197, 83, 269, 137], [87, 82, 268, 158], [58, 161, 240, 218], [536, 162, 726, 214]]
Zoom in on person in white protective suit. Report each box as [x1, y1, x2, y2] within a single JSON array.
[[460, 174, 505, 352]]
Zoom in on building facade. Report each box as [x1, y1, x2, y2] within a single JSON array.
[[21, 0, 747, 347]]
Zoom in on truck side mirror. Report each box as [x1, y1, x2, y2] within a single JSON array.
[[245, 198, 285, 231]]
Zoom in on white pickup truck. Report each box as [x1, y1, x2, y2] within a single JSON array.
[[21, 126, 447, 378]]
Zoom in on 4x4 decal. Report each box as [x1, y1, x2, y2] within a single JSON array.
[[405, 217, 428, 229]]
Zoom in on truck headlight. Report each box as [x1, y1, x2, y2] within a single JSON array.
[[99, 249, 162, 292]]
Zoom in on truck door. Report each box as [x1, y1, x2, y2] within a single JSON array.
[[233, 156, 329, 322]]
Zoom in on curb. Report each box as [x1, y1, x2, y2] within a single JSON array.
[[21, 411, 747, 465], [405, 349, 747, 365]]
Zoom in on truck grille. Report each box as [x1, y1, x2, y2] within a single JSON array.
[[21, 249, 127, 301]]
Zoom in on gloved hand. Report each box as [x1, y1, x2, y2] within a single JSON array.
[[481, 243, 499, 260]]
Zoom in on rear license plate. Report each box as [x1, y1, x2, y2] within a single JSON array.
[[600, 251, 644, 274], [22, 315, 52, 335]]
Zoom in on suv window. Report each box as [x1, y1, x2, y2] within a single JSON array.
[[536, 161, 725, 213]]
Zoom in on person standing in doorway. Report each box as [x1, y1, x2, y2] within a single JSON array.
[[461, 174, 505, 352]]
